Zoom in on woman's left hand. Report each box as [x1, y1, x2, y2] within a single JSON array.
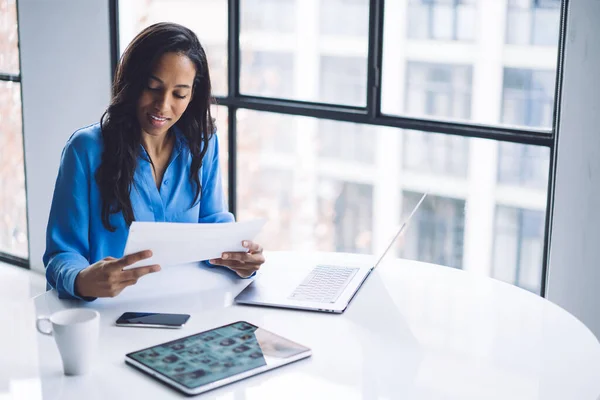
[[209, 241, 265, 278]]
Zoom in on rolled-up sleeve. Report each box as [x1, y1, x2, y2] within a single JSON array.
[[43, 140, 92, 300]]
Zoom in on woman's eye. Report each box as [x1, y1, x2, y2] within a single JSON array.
[[174, 93, 187, 99]]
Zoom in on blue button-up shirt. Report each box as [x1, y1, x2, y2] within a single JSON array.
[[44, 123, 234, 300]]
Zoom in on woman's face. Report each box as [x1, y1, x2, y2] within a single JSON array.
[[137, 52, 196, 138]]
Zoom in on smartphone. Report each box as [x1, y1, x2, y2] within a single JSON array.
[[115, 312, 190, 329]]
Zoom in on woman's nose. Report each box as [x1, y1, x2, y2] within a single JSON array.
[[154, 94, 169, 110]]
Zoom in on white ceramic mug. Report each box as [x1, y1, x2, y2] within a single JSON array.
[[36, 308, 100, 375]]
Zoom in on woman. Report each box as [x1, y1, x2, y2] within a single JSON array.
[[44, 22, 264, 300]]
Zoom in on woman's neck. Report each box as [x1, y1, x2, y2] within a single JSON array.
[[141, 130, 174, 160]]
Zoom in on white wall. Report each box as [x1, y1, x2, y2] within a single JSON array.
[[547, 0, 600, 340], [18, 0, 112, 272]]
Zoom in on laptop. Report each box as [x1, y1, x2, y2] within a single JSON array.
[[235, 193, 427, 314]]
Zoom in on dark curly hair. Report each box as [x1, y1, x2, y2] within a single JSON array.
[[96, 22, 214, 231]]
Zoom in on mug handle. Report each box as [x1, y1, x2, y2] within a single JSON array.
[[36, 316, 53, 336]]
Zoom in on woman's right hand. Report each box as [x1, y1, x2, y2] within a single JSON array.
[[74, 250, 161, 298]]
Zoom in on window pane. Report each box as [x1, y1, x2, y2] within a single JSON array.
[[497, 142, 549, 188], [506, 8, 532, 45], [407, 4, 430, 40], [493, 206, 545, 294], [431, 5, 454, 40], [502, 68, 555, 129], [401, 191, 465, 269], [403, 130, 469, 177], [211, 105, 229, 205], [318, 119, 376, 164], [0, 81, 27, 257], [405, 62, 473, 120], [0, 0, 20, 74], [383, 0, 560, 129], [240, 51, 294, 99], [240, 0, 369, 106], [236, 110, 548, 294], [320, 0, 369, 37], [456, 4, 477, 41], [506, 0, 561, 46], [319, 56, 367, 105], [118, 0, 228, 96], [532, 8, 560, 46], [244, 0, 295, 33], [407, 0, 476, 41]]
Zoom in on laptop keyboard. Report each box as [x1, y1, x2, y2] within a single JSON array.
[[288, 265, 359, 304]]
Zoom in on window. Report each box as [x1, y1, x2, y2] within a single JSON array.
[[403, 130, 469, 177], [242, 0, 295, 33], [319, 0, 369, 37], [211, 105, 229, 203], [318, 180, 373, 254], [239, 0, 369, 105], [236, 110, 380, 254], [318, 120, 376, 164], [401, 192, 465, 269], [407, 0, 477, 41], [319, 56, 366, 106], [405, 62, 473, 120], [499, 68, 553, 189], [502, 68, 555, 129], [497, 142, 549, 188], [493, 206, 545, 293], [506, 0, 561, 47], [116, 0, 564, 296], [240, 51, 294, 99], [0, 0, 28, 260]]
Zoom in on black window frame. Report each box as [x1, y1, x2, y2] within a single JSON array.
[[109, 0, 569, 297], [0, 1, 29, 269]]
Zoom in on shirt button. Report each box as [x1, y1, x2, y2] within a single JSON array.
[[163, 180, 169, 185]]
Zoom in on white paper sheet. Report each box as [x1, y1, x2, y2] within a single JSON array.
[[122, 219, 266, 270]]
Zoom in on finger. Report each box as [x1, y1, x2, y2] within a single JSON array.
[[221, 251, 265, 265], [242, 241, 262, 253], [222, 251, 263, 263], [245, 253, 265, 265], [220, 252, 248, 263], [119, 264, 161, 281], [210, 259, 256, 270], [110, 250, 153, 269]]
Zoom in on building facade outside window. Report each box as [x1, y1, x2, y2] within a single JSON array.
[[506, 0, 561, 46], [493, 206, 545, 293], [407, 0, 477, 41], [405, 62, 473, 120]]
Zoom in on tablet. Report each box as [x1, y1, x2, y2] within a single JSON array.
[[125, 321, 311, 395]]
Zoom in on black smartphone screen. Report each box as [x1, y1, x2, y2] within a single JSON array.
[[116, 312, 190, 327]]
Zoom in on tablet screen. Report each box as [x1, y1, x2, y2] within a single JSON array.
[[126, 321, 309, 390]]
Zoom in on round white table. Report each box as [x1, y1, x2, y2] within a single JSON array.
[[8, 252, 600, 399]]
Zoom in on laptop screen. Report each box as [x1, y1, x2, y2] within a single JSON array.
[[372, 192, 427, 269]]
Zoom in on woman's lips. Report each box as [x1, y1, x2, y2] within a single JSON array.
[[148, 113, 169, 127]]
